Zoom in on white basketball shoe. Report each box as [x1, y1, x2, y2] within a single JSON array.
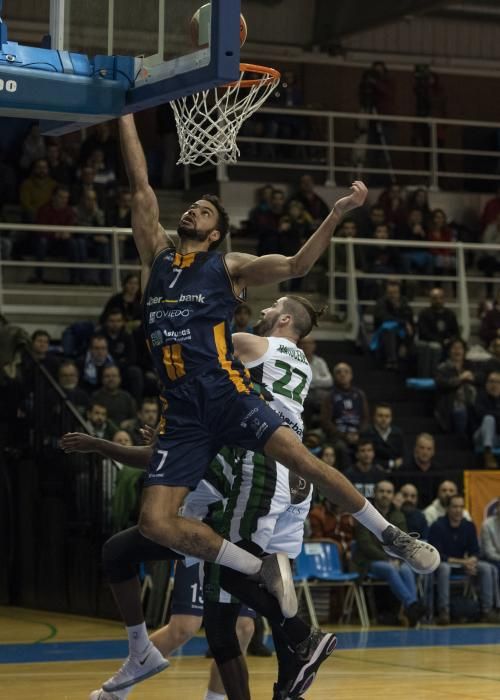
[[101, 642, 169, 692]]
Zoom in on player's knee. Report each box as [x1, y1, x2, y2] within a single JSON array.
[[102, 533, 137, 583], [204, 604, 242, 664], [138, 512, 173, 545], [236, 615, 255, 651], [169, 615, 202, 646]]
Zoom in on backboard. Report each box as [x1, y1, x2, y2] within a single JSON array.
[[0, 0, 241, 134]]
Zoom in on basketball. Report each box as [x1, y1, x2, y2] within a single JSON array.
[[190, 3, 247, 48]]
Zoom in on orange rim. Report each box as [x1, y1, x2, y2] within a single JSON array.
[[222, 62, 281, 89]]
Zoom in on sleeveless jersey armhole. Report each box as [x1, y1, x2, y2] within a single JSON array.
[[222, 253, 246, 303], [244, 338, 274, 370]]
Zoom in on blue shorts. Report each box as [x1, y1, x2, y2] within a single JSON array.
[[145, 368, 283, 490], [171, 561, 255, 618]]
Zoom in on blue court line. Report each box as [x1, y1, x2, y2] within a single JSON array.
[[1, 627, 500, 665]]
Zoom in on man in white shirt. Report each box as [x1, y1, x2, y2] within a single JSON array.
[[424, 480, 472, 526]]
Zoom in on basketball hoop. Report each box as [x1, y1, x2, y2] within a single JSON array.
[[170, 63, 281, 167]]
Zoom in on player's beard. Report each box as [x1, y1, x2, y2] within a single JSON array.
[[253, 311, 279, 337], [177, 223, 211, 243]]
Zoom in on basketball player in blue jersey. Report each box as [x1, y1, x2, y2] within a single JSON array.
[[87, 114, 439, 689]]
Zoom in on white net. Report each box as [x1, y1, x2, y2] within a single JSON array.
[[169, 64, 280, 167]]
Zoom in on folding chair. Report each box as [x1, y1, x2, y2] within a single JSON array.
[[294, 540, 370, 628]]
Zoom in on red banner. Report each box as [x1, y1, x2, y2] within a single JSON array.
[[464, 470, 500, 531]]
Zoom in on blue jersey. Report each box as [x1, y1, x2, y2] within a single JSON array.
[[143, 247, 250, 391]]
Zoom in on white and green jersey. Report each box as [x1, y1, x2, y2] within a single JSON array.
[[246, 337, 311, 441]]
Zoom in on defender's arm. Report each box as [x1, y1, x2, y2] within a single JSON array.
[[119, 115, 175, 267], [232, 332, 268, 365], [226, 181, 367, 289]]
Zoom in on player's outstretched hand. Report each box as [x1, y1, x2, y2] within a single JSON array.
[[139, 424, 158, 445], [334, 181, 368, 217], [60, 432, 97, 454]]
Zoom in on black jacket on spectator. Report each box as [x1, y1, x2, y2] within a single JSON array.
[[399, 458, 443, 507], [472, 388, 500, 433], [434, 359, 477, 433], [361, 424, 405, 470], [373, 296, 414, 331], [343, 464, 386, 499], [402, 507, 429, 540], [417, 307, 459, 344], [100, 293, 142, 325], [101, 328, 137, 369], [480, 307, 500, 346]]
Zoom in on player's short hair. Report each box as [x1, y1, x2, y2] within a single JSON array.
[[282, 295, 325, 339], [202, 194, 230, 250]]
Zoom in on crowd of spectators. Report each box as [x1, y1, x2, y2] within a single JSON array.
[[0, 121, 136, 281]]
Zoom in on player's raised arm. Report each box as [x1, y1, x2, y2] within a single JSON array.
[[119, 115, 174, 266], [232, 332, 268, 364], [226, 181, 367, 289]]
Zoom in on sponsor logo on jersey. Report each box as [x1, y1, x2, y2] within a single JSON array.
[[179, 292, 206, 303], [162, 328, 192, 342], [255, 422, 268, 439], [147, 296, 164, 306], [276, 410, 303, 438], [149, 308, 191, 324], [240, 406, 259, 428], [150, 330, 163, 347]]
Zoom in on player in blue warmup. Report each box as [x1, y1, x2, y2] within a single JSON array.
[[79, 114, 439, 689]]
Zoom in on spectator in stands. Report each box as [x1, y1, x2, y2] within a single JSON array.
[[75, 189, 110, 285], [299, 335, 333, 422], [402, 433, 440, 506], [46, 141, 73, 185], [252, 188, 286, 256], [79, 334, 114, 393], [343, 439, 385, 498], [231, 303, 253, 333], [248, 183, 273, 225], [279, 201, 314, 281], [91, 365, 136, 426], [19, 159, 56, 222], [71, 166, 103, 208], [19, 123, 46, 172], [57, 360, 89, 416], [427, 208, 456, 277], [372, 280, 415, 370], [122, 397, 160, 446], [480, 504, 500, 574], [363, 223, 400, 299], [86, 401, 119, 440], [407, 188, 432, 228], [399, 483, 429, 539], [21, 330, 60, 396], [319, 444, 336, 468], [308, 498, 355, 562], [365, 204, 386, 237], [361, 402, 404, 472], [478, 213, 500, 298], [434, 338, 477, 434], [479, 292, 500, 346], [100, 273, 142, 330], [424, 479, 472, 526], [481, 337, 500, 381], [320, 362, 369, 468], [290, 174, 329, 228], [33, 185, 87, 284], [100, 308, 143, 401], [80, 122, 119, 172], [353, 480, 424, 627], [106, 189, 135, 261], [378, 183, 407, 230], [472, 370, 500, 469], [334, 218, 366, 306], [429, 493, 500, 625], [480, 182, 500, 229], [86, 148, 117, 202], [416, 287, 459, 377], [396, 208, 434, 279]]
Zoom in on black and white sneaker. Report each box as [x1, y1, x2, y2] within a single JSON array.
[[272, 683, 304, 700], [382, 526, 440, 574], [281, 629, 337, 699]]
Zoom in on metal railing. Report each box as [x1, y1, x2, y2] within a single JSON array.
[[215, 105, 500, 189], [329, 237, 500, 340]]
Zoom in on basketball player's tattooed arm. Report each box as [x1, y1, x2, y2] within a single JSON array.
[[232, 332, 268, 364], [226, 180, 367, 290], [119, 115, 176, 269], [60, 432, 152, 468]]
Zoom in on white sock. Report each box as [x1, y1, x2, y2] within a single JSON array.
[[203, 691, 225, 700], [215, 540, 262, 575], [126, 622, 150, 656], [352, 499, 391, 541]]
